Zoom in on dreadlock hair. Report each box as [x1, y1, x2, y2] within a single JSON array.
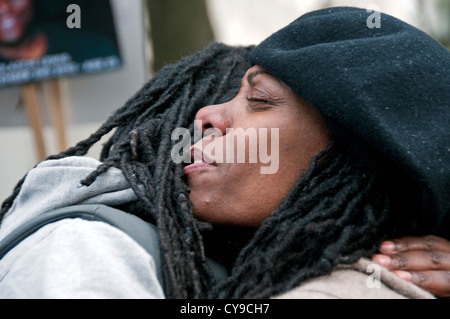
[[1, 42, 423, 299], [0, 42, 253, 299], [207, 135, 423, 298]]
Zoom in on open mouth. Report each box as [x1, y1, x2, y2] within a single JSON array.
[[183, 147, 217, 174], [0, 15, 17, 30]]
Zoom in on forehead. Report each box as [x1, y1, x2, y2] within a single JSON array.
[[245, 65, 269, 81], [244, 65, 286, 88]]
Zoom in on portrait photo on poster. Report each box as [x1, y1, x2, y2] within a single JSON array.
[[0, 0, 122, 88]]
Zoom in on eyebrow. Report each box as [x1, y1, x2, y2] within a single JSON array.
[[246, 70, 271, 86], [247, 70, 284, 87]]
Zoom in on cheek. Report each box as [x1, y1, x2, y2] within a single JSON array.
[[279, 136, 313, 177], [189, 163, 287, 227], [13, 0, 31, 14], [187, 116, 330, 227], [278, 115, 331, 177]]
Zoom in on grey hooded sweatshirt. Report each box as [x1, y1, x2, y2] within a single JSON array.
[[0, 156, 165, 299]]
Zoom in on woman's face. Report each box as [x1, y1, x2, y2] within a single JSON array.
[[0, 0, 32, 45], [184, 65, 331, 227]]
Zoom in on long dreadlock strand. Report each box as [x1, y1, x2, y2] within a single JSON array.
[[210, 140, 419, 299], [0, 43, 253, 299]]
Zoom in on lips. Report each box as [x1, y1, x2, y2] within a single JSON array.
[[183, 147, 217, 174]]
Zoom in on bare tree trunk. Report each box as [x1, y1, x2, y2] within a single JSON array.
[[146, 0, 215, 72], [439, 0, 450, 48], [417, 0, 450, 48]]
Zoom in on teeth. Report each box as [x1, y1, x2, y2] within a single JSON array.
[[1, 16, 16, 29], [194, 159, 203, 164]]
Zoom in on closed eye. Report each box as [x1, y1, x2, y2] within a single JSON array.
[[246, 98, 268, 103], [246, 97, 273, 112]]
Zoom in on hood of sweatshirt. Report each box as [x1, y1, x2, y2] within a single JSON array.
[[0, 156, 138, 241]]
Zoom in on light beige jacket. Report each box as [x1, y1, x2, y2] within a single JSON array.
[[275, 259, 435, 299]]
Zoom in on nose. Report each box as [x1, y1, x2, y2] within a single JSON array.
[[194, 102, 232, 136], [0, 1, 12, 14]]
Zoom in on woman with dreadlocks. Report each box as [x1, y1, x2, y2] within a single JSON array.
[[0, 7, 449, 299]]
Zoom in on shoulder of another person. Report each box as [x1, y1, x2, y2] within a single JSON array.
[[0, 204, 166, 298], [0, 203, 160, 263], [274, 259, 435, 299], [0, 203, 228, 291]]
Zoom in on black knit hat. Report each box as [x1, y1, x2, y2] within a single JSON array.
[[250, 7, 450, 237]]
